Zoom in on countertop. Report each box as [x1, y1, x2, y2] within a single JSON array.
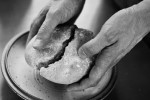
[[0, 0, 150, 100]]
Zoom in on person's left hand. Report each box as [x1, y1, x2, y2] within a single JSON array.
[[27, 0, 85, 48], [67, 0, 150, 92]]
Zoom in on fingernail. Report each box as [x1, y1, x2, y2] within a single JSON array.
[[78, 47, 88, 59]]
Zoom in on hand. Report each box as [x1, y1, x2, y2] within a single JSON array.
[[27, 0, 85, 49], [68, 0, 150, 92]]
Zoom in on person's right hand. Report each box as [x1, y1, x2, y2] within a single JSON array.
[[68, 0, 150, 92], [27, 0, 85, 49]]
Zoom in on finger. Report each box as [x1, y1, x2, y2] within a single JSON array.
[[78, 21, 121, 59], [27, 6, 49, 44], [32, 10, 60, 49], [89, 41, 119, 84], [77, 36, 107, 59], [68, 68, 112, 99], [67, 35, 108, 91], [85, 68, 112, 95], [32, 0, 86, 49], [68, 25, 120, 91], [67, 41, 119, 92]]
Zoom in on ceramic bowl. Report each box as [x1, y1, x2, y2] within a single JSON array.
[[1, 32, 117, 100]]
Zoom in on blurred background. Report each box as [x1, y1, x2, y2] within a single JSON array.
[[0, 0, 50, 99], [0, 0, 150, 100]]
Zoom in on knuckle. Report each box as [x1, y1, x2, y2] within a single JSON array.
[[47, 8, 60, 23], [104, 30, 120, 45], [47, 2, 60, 17], [38, 25, 48, 34], [81, 45, 94, 58], [39, 7, 49, 17], [101, 23, 119, 45], [47, 2, 74, 24], [60, 6, 73, 23], [47, 7, 56, 16]]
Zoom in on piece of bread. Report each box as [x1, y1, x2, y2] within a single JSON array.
[[25, 25, 94, 84]]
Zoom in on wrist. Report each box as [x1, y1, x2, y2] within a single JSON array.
[[133, 1, 150, 32]]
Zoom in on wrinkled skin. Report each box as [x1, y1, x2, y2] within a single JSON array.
[[68, 1, 150, 91], [27, 0, 150, 94], [27, 0, 85, 48]]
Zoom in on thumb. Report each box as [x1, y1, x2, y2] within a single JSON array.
[[78, 32, 110, 59]]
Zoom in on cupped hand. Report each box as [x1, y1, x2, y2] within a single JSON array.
[[27, 0, 85, 49], [68, 0, 150, 92]]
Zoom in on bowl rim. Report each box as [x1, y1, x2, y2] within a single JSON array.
[[1, 32, 117, 100]]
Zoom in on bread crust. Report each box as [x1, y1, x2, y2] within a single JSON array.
[[25, 25, 94, 84]]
